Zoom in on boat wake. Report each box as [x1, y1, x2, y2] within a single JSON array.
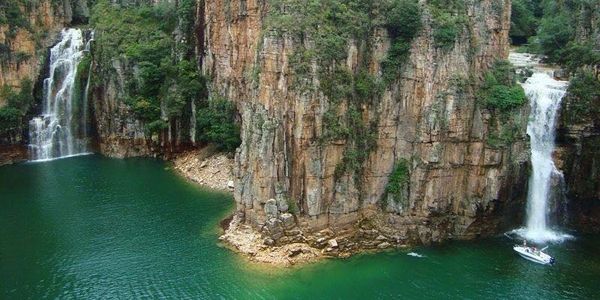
[[407, 252, 425, 258]]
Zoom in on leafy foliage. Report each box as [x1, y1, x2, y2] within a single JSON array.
[[382, 0, 422, 80], [562, 70, 600, 126], [524, 0, 599, 69], [196, 99, 241, 152], [0, 80, 34, 135], [509, 0, 540, 44], [385, 159, 410, 206], [428, 0, 467, 50], [0, 0, 31, 37], [480, 60, 527, 112], [91, 0, 207, 135]]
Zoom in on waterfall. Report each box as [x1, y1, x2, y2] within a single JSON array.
[[29, 29, 92, 161], [508, 52, 572, 243], [82, 31, 94, 140]]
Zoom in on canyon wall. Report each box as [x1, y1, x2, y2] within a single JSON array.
[[88, 0, 204, 158], [205, 0, 530, 246], [556, 2, 600, 233]]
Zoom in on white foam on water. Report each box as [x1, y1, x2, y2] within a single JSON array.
[[407, 252, 425, 258]]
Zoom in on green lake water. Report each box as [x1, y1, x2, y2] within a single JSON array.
[[1, 155, 599, 299]]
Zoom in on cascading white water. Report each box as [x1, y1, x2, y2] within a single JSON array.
[[522, 73, 568, 242], [508, 52, 572, 243], [29, 29, 91, 161]]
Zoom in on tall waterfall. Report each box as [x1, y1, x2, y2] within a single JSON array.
[[509, 52, 572, 243], [29, 29, 91, 161]]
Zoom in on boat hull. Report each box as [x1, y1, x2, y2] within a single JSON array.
[[513, 246, 554, 265]]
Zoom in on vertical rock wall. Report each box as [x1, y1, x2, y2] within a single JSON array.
[[204, 0, 530, 244], [555, 2, 600, 233]]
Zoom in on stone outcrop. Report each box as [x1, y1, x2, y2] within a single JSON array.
[[206, 0, 530, 254], [556, 121, 600, 233]]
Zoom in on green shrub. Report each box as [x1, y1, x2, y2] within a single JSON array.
[[145, 119, 169, 135], [0, 106, 22, 133], [485, 85, 527, 111], [428, 0, 467, 50], [559, 42, 600, 73], [285, 197, 299, 214], [385, 0, 422, 40], [196, 99, 241, 152], [386, 159, 410, 201], [509, 0, 539, 44], [0, 0, 30, 37], [480, 60, 526, 112], [354, 70, 382, 100], [0, 79, 33, 135], [320, 67, 353, 103], [563, 70, 600, 125], [382, 0, 422, 80], [91, 0, 209, 136], [132, 98, 161, 122]]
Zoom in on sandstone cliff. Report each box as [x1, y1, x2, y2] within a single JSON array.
[[555, 2, 600, 233], [205, 0, 530, 250]]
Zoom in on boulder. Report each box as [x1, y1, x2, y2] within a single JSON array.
[[279, 212, 295, 229], [264, 218, 283, 240], [378, 242, 391, 249], [227, 180, 234, 189], [277, 197, 289, 212], [264, 199, 278, 218], [328, 239, 338, 248]]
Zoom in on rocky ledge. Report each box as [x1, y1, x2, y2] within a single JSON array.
[[218, 207, 416, 267], [0, 145, 28, 166]]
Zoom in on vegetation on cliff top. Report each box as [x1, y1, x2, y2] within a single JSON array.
[[510, 0, 599, 129], [90, 0, 239, 150], [512, 0, 599, 70], [479, 60, 527, 149], [428, 0, 467, 50], [561, 70, 600, 126]]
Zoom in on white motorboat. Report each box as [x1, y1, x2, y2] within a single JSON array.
[[513, 244, 555, 265]]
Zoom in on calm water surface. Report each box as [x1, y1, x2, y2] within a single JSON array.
[[1, 156, 599, 299]]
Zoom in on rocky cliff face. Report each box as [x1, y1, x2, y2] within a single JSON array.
[[557, 119, 600, 233], [555, 2, 600, 233], [205, 0, 530, 248], [88, 0, 202, 158]]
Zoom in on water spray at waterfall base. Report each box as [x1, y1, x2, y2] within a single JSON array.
[[507, 53, 573, 243]]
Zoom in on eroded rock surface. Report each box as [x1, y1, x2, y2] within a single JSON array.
[[205, 0, 530, 257]]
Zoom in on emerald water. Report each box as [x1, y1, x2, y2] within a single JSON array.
[[1, 156, 599, 299]]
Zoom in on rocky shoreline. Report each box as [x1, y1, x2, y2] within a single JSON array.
[[217, 209, 419, 267], [171, 149, 412, 267], [0, 145, 27, 166], [172, 146, 235, 192]]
